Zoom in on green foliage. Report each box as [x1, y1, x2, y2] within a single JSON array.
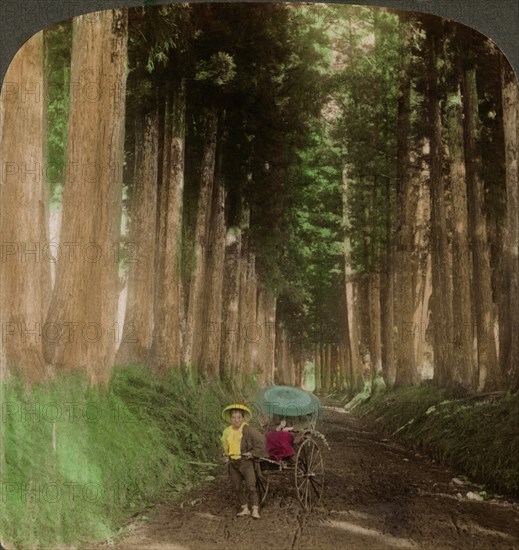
[[0, 366, 231, 548], [354, 387, 519, 497], [278, 126, 345, 350], [44, 22, 72, 208], [128, 5, 190, 78], [195, 52, 236, 87], [271, 6, 407, 353], [331, 7, 400, 275], [174, 3, 332, 314]]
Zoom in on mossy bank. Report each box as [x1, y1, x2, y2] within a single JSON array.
[[347, 385, 519, 498], [0, 365, 243, 549]]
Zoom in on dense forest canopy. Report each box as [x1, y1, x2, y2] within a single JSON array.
[[1, 3, 518, 395]]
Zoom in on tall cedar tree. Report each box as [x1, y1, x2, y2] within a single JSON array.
[[44, 10, 128, 384]]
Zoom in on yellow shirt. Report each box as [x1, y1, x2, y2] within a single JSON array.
[[221, 423, 247, 460]]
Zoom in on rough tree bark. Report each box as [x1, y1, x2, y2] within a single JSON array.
[[116, 107, 158, 365], [500, 59, 519, 389], [0, 31, 50, 383], [314, 342, 322, 393], [260, 289, 277, 386], [237, 227, 257, 384], [319, 341, 325, 390], [380, 209, 395, 386], [323, 343, 331, 391], [275, 324, 293, 386], [274, 321, 285, 384], [412, 155, 433, 378], [394, 17, 418, 387], [460, 65, 501, 391], [341, 166, 363, 393], [447, 84, 475, 391], [368, 272, 382, 380], [220, 226, 242, 380], [185, 110, 218, 369], [426, 27, 454, 388], [337, 344, 346, 391], [253, 284, 276, 387], [44, 11, 128, 384], [287, 338, 295, 386], [357, 275, 371, 368], [150, 81, 186, 370], [330, 344, 339, 390], [199, 177, 226, 378]]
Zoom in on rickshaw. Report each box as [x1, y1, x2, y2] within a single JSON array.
[[251, 386, 329, 510]]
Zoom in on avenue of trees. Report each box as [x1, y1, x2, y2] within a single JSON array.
[[0, 4, 517, 394]]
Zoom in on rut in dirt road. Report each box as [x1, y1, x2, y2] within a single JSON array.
[[102, 409, 519, 550]]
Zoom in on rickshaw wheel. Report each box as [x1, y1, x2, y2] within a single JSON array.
[[255, 463, 269, 506], [294, 437, 324, 509]]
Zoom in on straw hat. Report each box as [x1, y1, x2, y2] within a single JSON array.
[[222, 403, 252, 422]]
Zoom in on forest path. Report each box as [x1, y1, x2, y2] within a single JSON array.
[[97, 408, 519, 550]]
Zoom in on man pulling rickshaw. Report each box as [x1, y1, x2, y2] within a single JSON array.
[[221, 403, 266, 519], [221, 387, 327, 515]]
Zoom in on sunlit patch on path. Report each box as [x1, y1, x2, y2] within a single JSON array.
[[326, 520, 418, 548], [321, 405, 348, 414]]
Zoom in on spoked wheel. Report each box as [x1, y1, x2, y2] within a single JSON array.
[[255, 463, 269, 506], [294, 437, 324, 509]]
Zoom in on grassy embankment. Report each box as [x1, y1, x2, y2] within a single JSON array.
[[345, 383, 519, 498], [0, 365, 247, 549]]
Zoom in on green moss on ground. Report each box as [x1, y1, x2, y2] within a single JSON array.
[[0, 365, 241, 549], [350, 386, 519, 498]]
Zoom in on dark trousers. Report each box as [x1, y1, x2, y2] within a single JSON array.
[[228, 458, 258, 507]]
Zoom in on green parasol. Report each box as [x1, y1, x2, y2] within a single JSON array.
[[253, 385, 321, 418]]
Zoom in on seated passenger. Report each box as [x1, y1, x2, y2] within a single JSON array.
[[265, 419, 295, 462]]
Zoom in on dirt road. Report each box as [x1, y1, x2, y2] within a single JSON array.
[[99, 408, 519, 550]]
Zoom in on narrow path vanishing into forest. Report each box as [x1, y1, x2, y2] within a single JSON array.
[[96, 409, 519, 550]]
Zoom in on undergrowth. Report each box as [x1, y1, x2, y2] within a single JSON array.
[[350, 386, 519, 498], [0, 365, 246, 549]]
